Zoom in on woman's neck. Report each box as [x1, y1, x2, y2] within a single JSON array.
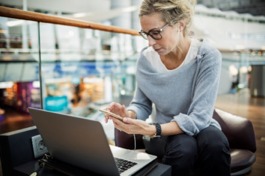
[[161, 37, 191, 70]]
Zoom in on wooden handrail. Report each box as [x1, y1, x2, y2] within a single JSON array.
[[0, 6, 140, 36]]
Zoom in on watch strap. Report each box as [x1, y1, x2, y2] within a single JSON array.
[[153, 123, 162, 137]]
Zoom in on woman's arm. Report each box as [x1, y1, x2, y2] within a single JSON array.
[[128, 110, 184, 135], [128, 110, 137, 119], [113, 116, 183, 136], [161, 122, 184, 135], [127, 84, 153, 121], [173, 49, 222, 136]]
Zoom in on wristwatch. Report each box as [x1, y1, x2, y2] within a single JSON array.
[[152, 123, 162, 138]]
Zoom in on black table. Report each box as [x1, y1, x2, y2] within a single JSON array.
[[0, 126, 171, 176]]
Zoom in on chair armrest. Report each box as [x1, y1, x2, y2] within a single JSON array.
[[114, 128, 145, 150], [213, 109, 256, 152]]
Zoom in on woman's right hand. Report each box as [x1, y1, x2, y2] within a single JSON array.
[[104, 102, 129, 123]]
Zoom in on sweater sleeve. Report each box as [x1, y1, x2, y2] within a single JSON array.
[[127, 84, 152, 121], [172, 50, 222, 136]]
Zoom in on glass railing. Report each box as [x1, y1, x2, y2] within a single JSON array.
[[0, 6, 147, 140], [1, 6, 263, 138]]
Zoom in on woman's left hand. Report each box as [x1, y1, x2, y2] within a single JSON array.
[[112, 117, 154, 136]]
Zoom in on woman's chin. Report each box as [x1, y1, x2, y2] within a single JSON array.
[[157, 51, 167, 56], [155, 49, 166, 56]]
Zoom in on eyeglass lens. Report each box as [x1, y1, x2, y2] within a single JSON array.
[[140, 30, 162, 40]]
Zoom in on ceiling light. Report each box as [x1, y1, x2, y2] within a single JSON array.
[[6, 20, 25, 27], [229, 65, 238, 76], [73, 13, 87, 18], [240, 66, 248, 74], [236, 45, 245, 50]]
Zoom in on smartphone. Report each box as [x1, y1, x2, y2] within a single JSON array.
[[99, 109, 124, 121]]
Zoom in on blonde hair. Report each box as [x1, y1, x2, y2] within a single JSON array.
[[139, 0, 196, 37]]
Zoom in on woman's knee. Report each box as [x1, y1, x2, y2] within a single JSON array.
[[164, 134, 198, 163], [196, 126, 231, 176], [163, 134, 198, 176], [197, 126, 230, 155]]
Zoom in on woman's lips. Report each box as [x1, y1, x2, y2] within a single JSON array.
[[154, 48, 161, 52]]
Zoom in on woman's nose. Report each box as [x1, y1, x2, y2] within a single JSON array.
[[147, 36, 156, 47]]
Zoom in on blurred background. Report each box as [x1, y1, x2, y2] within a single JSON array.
[[0, 0, 264, 142]]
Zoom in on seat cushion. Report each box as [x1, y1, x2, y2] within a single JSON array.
[[137, 148, 256, 174], [213, 109, 256, 152], [230, 149, 256, 173]]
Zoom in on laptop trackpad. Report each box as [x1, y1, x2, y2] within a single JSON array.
[[110, 145, 156, 161]]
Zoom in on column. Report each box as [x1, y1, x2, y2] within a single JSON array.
[[22, 0, 28, 50]]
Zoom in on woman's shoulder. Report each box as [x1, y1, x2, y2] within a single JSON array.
[[139, 46, 160, 64], [137, 47, 153, 67], [197, 39, 222, 69], [198, 39, 221, 58], [142, 47, 156, 58]]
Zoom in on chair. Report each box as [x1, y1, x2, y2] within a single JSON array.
[[114, 109, 256, 176]]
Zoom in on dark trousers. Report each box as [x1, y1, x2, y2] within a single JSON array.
[[145, 126, 231, 176]]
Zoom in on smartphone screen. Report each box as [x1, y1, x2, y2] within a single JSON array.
[[99, 109, 124, 120]]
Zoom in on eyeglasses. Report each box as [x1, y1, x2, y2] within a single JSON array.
[[139, 24, 169, 40]]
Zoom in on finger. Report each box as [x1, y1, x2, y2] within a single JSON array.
[[123, 117, 133, 124], [105, 115, 111, 123], [111, 103, 122, 114], [121, 105, 126, 114], [104, 102, 118, 122], [103, 113, 108, 123], [106, 102, 122, 114], [104, 114, 113, 123], [112, 117, 123, 125], [112, 118, 125, 130], [112, 120, 122, 131], [106, 102, 115, 111], [105, 115, 110, 123]]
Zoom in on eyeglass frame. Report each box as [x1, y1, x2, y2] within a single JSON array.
[[139, 23, 169, 40]]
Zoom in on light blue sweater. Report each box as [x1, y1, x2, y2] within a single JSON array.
[[127, 40, 221, 136]]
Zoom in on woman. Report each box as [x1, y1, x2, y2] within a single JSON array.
[[104, 0, 231, 175]]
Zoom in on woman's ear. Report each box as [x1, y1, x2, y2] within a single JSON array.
[[172, 23, 180, 32], [178, 20, 186, 32]]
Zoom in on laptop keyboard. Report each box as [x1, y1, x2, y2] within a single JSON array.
[[114, 157, 137, 173]]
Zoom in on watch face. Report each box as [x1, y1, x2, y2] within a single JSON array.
[[151, 135, 160, 138]]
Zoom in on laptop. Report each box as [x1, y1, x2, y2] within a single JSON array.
[[28, 107, 157, 176]]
